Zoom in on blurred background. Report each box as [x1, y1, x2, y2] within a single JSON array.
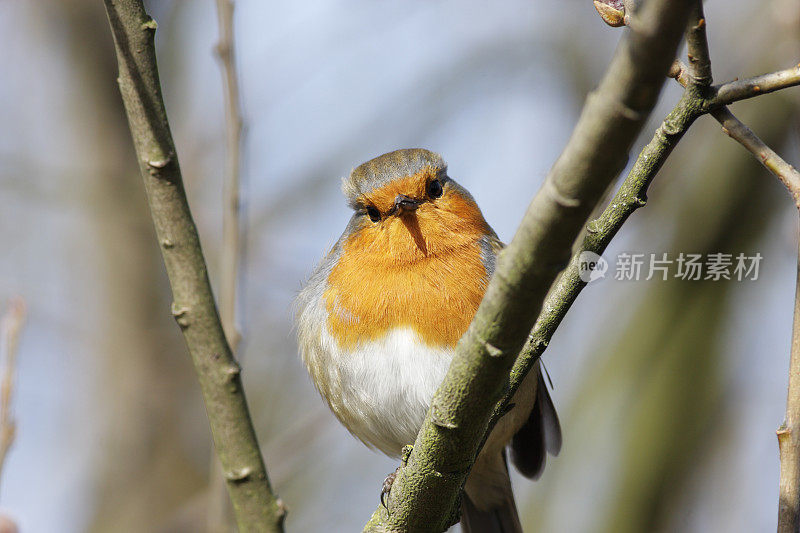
[[1, 0, 799, 531]]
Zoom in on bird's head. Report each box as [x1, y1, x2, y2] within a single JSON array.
[[340, 149, 490, 263]]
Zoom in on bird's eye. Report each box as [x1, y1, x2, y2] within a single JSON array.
[[427, 179, 443, 199], [366, 206, 381, 222]]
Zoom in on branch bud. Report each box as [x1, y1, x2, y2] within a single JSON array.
[[593, 0, 626, 27]]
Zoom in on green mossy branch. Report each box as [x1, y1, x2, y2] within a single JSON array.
[[365, 0, 694, 530], [101, 1, 285, 531], [367, 1, 800, 530], [504, 88, 703, 408], [504, 0, 800, 468]]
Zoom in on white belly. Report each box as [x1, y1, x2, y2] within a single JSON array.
[[315, 326, 453, 456]]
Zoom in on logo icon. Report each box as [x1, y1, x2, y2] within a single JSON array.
[[578, 251, 608, 283]]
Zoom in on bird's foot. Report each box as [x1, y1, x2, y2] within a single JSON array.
[[381, 445, 414, 509], [381, 467, 400, 509]]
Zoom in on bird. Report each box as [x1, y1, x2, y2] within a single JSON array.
[[296, 148, 561, 532]]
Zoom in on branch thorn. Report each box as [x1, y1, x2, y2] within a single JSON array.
[[225, 466, 253, 483], [483, 341, 503, 358], [170, 303, 190, 328], [225, 362, 241, 382]]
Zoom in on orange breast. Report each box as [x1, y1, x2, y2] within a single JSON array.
[[324, 191, 491, 349]]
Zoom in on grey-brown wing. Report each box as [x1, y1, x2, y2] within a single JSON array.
[[510, 369, 562, 479]]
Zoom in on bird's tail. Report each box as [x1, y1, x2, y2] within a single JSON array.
[[459, 460, 522, 533]]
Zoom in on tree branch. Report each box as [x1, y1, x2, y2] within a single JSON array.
[[593, 3, 800, 530], [0, 298, 25, 489], [215, 0, 244, 352], [780, 232, 800, 533], [669, 58, 800, 205], [714, 108, 800, 208], [101, 2, 284, 531], [684, 1, 712, 86], [710, 105, 800, 533], [499, 0, 800, 496], [665, 9, 800, 531], [208, 0, 245, 530], [715, 103, 800, 533], [365, 0, 693, 530], [501, 88, 704, 419], [490, 0, 722, 464], [675, 27, 800, 526], [712, 65, 800, 108]]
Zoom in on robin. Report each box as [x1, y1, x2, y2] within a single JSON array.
[[296, 149, 561, 532]]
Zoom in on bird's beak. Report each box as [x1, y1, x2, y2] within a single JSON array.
[[392, 194, 420, 215]]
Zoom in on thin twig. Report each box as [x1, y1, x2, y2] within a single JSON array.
[[685, 2, 712, 86], [208, 0, 244, 530], [101, 2, 285, 531], [712, 65, 800, 108], [780, 235, 800, 533], [0, 298, 25, 489], [216, 0, 244, 353], [713, 108, 800, 208], [669, 60, 800, 206]]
